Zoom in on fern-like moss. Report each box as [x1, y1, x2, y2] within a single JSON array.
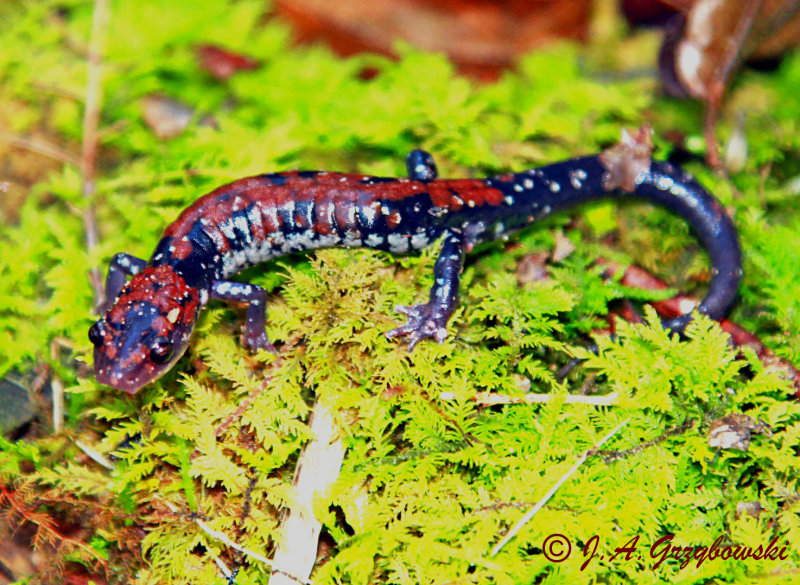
[[1, 1, 800, 584]]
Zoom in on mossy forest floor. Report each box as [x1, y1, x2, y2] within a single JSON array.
[[1, 1, 800, 584]]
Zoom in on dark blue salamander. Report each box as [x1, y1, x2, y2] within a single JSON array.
[[89, 129, 742, 394]]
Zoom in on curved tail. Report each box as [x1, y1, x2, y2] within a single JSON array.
[[529, 128, 742, 331], [632, 160, 742, 329]]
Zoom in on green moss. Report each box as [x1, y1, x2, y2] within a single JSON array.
[[1, 0, 800, 583]]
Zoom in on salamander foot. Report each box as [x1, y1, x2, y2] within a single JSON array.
[[386, 303, 450, 350], [243, 330, 278, 354]]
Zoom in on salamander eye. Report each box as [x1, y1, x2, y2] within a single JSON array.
[[88, 322, 104, 346], [149, 342, 174, 364]]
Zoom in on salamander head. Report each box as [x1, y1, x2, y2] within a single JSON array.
[[89, 266, 201, 394]]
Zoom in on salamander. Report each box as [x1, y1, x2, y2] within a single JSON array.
[[89, 129, 742, 394]]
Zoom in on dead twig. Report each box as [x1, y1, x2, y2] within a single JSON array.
[[473, 391, 618, 407], [81, 0, 109, 306], [0, 132, 80, 167], [489, 418, 629, 557], [599, 260, 800, 395]]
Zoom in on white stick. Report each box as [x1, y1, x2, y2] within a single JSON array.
[[52, 376, 64, 433], [473, 391, 619, 406], [74, 439, 115, 470], [490, 418, 629, 557], [268, 400, 346, 585]]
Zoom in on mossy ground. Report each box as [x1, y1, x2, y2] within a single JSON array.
[[1, 1, 800, 583]]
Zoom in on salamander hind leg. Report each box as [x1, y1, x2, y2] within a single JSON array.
[[386, 230, 465, 350], [406, 149, 438, 181], [210, 280, 276, 353]]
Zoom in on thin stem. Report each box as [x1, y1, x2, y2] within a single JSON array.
[[81, 0, 109, 307]]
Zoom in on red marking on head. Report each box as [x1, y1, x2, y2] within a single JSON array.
[[107, 266, 197, 322], [151, 315, 172, 336], [93, 265, 202, 393]]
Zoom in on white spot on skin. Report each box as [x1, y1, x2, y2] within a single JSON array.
[[387, 233, 410, 253], [467, 200, 476, 208], [504, 196, 514, 205], [550, 182, 561, 193], [269, 231, 286, 246], [657, 175, 674, 190], [221, 252, 238, 277], [365, 233, 384, 247], [317, 234, 342, 248], [166, 308, 180, 323], [514, 184, 523, 192], [523, 178, 534, 189], [361, 204, 378, 225], [281, 201, 296, 226], [316, 234, 342, 248], [232, 248, 247, 269], [199, 289, 209, 304], [262, 204, 279, 230], [219, 219, 237, 241], [342, 230, 362, 247], [411, 232, 429, 250], [281, 229, 316, 253], [247, 206, 263, 236], [569, 170, 586, 189], [670, 184, 688, 197], [233, 214, 251, 243]]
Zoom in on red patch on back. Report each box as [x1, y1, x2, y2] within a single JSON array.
[[172, 238, 193, 260]]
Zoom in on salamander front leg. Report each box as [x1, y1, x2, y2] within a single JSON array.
[[406, 149, 438, 181], [102, 253, 147, 312], [387, 230, 465, 350], [210, 280, 276, 353]]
